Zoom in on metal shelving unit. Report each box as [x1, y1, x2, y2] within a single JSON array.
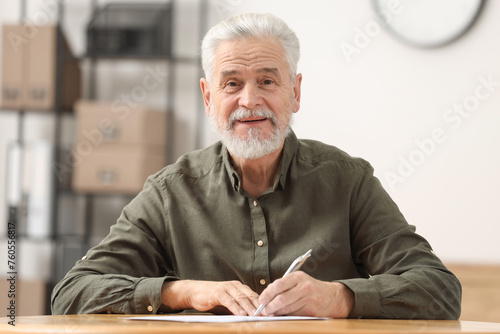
[[3, 0, 207, 314]]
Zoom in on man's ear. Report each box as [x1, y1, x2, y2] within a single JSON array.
[[200, 78, 211, 116], [292, 73, 302, 114]]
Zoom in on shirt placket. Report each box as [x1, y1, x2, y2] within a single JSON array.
[[249, 197, 270, 294]]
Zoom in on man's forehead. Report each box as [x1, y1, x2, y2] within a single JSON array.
[[214, 38, 287, 78]]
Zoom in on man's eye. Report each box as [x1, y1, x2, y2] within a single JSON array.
[[223, 81, 240, 92], [262, 80, 273, 85]]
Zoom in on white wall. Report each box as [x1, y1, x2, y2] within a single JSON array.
[[220, 1, 500, 264], [1, 1, 499, 266]]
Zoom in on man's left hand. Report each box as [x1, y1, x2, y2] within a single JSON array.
[[257, 271, 354, 318]]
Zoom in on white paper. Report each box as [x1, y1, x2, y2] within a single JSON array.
[[125, 315, 328, 323]]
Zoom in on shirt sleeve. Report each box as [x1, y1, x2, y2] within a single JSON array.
[[51, 174, 178, 314], [337, 163, 462, 320]]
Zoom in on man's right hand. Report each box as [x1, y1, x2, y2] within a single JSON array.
[[161, 280, 260, 316]]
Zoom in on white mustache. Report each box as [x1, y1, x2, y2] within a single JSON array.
[[227, 108, 277, 129]]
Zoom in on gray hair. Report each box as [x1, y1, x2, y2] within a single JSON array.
[[201, 13, 300, 84]]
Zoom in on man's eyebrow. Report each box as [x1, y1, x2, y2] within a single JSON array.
[[219, 67, 281, 80], [257, 67, 280, 76], [220, 70, 239, 79]]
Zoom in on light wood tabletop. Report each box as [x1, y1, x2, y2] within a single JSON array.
[[2, 314, 500, 334]]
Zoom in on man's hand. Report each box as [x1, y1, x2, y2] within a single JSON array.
[[257, 271, 354, 318], [161, 280, 260, 316]]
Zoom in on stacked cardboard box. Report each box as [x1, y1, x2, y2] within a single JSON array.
[[1, 24, 81, 110], [0, 278, 47, 316], [72, 100, 166, 194]]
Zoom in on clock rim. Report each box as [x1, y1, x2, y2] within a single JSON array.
[[371, 0, 486, 48]]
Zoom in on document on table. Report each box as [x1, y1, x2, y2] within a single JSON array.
[[125, 315, 328, 323]]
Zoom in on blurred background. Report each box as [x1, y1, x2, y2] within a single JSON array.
[[0, 0, 499, 321]]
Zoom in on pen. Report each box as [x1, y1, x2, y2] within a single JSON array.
[[254, 249, 312, 316]]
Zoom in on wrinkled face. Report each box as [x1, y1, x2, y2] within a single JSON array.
[[201, 37, 302, 159]]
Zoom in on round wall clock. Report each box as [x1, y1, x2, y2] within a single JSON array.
[[372, 0, 484, 48]]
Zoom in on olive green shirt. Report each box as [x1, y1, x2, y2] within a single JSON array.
[[51, 132, 461, 319]]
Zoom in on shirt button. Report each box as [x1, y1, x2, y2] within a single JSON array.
[[253, 200, 258, 207], [260, 279, 266, 286], [147, 305, 153, 312], [257, 240, 264, 247]]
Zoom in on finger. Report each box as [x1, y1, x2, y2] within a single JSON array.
[[248, 291, 261, 309], [218, 293, 248, 316], [230, 282, 260, 307], [261, 284, 302, 316], [269, 295, 310, 316], [229, 291, 258, 315], [259, 272, 301, 306], [234, 284, 260, 314], [221, 282, 260, 316]]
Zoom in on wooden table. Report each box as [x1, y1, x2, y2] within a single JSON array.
[[2, 314, 500, 333]]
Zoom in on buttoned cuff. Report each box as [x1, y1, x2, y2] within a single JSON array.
[[133, 276, 178, 314], [336, 278, 381, 318]]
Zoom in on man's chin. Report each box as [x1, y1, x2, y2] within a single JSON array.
[[223, 136, 284, 160], [217, 123, 291, 160], [233, 134, 272, 143], [231, 127, 271, 142]]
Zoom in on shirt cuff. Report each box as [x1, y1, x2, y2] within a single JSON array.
[[133, 276, 178, 314], [336, 278, 381, 318]]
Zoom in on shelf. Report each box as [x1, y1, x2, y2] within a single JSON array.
[[0, 107, 75, 113], [3, 0, 207, 315], [59, 188, 136, 198], [79, 54, 200, 64]]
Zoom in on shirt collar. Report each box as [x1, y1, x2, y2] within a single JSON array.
[[222, 131, 299, 194]]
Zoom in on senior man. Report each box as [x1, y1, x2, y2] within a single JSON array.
[[52, 13, 461, 319]]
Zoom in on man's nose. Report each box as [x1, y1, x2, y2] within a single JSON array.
[[238, 83, 263, 110]]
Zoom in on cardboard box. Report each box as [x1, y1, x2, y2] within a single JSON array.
[[72, 145, 165, 194], [25, 25, 81, 110], [0, 278, 47, 316], [74, 100, 166, 146], [1, 25, 27, 109], [72, 101, 167, 194], [1, 24, 81, 111]]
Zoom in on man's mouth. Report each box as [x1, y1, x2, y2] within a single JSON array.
[[239, 117, 268, 123]]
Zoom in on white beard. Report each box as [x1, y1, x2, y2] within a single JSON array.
[[209, 103, 293, 160]]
